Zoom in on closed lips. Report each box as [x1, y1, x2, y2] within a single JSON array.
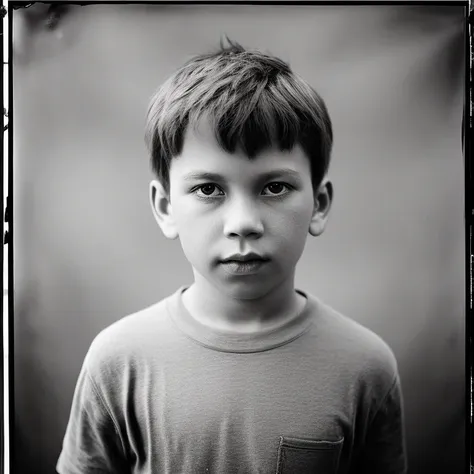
[[221, 254, 269, 263]]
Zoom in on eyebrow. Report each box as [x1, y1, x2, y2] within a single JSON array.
[[182, 171, 226, 182], [182, 168, 302, 182]]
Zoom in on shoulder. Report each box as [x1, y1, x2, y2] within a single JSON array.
[[83, 291, 179, 381], [306, 293, 399, 387]]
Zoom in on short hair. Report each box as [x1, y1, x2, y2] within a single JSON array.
[[145, 38, 333, 194]]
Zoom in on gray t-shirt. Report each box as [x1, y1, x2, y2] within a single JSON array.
[[57, 287, 407, 474]]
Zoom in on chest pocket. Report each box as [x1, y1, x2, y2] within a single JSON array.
[[275, 436, 344, 474]]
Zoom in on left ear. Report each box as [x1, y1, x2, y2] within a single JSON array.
[[309, 178, 333, 237]]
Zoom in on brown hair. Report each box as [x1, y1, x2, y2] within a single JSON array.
[[145, 38, 333, 193]]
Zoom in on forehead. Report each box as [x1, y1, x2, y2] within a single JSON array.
[[171, 119, 310, 178]]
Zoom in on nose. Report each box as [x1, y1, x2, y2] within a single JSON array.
[[223, 197, 264, 239]]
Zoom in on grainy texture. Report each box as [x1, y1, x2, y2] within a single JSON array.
[[12, 4, 465, 474], [57, 288, 406, 474]]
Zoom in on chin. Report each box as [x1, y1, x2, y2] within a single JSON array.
[[215, 280, 274, 301]]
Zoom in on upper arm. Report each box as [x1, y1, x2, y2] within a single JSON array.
[[350, 374, 408, 474], [56, 363, 129, 474]]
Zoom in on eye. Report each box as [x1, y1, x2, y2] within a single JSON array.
[[194, 184, 224, 198], [262, 182, 291, 196]]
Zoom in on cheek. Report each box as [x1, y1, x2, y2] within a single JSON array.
[[177, 227, 210, 266], [276, 203, 313, 254], [174, 205, 219, 251], [270, 199, 313, 236]]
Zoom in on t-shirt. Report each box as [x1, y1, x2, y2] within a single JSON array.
[[56, 287, 407, 474]]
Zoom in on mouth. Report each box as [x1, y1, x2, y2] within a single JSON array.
[[219, 253, 270, 275], [220, 253, 269, 263]]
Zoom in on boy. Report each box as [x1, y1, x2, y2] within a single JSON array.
[[57, 40, 407, 473]]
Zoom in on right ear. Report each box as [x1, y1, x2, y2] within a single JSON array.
[[149, 180, 179, 240]]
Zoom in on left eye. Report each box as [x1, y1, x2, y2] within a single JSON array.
[[194, 184, 224, 198], [262, 183, 289, 195]]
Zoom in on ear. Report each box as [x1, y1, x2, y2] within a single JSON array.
[[309, 178, 333, 237], [149, 180, 179, 240]]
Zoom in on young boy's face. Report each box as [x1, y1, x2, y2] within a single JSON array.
[[151, 120, 332, 300]]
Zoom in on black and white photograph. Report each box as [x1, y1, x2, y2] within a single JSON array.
[[8, 2, 467, 474]]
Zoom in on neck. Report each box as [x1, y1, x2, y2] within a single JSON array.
[[182, 272, 305, 334]]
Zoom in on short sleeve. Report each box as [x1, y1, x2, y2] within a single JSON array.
[[350, 374, 408, 474], [56, 360, 129, 474]]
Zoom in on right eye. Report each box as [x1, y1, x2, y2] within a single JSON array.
[[194, 184, 225, 198]]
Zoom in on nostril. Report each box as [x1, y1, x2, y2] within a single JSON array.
[[227, 229, 263, 239], [223, 205, 264, 238]]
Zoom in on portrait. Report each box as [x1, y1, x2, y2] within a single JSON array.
[[10, 3, 465, 473]]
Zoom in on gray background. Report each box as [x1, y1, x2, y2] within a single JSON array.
[[12, 4, 465, 474]]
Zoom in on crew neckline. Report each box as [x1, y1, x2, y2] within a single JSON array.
[[165, 286, 315, 353]]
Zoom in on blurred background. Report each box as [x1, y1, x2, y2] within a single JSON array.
[[12, 4, 465, 474]]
